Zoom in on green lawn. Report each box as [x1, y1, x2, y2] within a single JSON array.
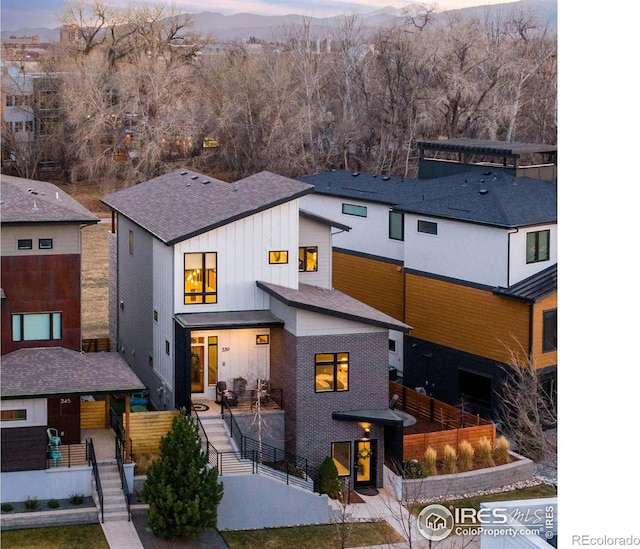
[[221, 521, 404, 549], [1, 525, 109, 549]]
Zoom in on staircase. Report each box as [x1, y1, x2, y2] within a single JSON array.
[[198, 415, 254, 474], [96, 462, 130, 522]]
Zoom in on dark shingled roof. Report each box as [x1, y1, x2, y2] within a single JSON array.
[[494, 264, 557, 303], [300, 170, 556, 228], [101, 169, 314, 245], [1, 175, 99, 225], [1, 347, 145, 399], [256, 281, 412, 333]]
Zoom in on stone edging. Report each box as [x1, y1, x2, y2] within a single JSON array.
[[0, 507, 99, 531]]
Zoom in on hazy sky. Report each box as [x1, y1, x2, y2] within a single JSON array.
[[1, 0, 520, 31]]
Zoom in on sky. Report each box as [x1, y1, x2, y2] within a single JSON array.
[[1, 0, 520, 31]]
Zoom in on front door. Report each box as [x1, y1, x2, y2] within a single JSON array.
[[190, 339, 205, 393], [354, 440, 376, 487]]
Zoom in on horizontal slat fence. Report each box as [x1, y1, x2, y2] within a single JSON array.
[[389, 382, 496, 459], [82, 337, 110, 352], [81, 400, 107, 429], [129, 411, 178, 456]]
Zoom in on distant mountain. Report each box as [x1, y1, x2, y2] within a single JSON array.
[[1, 0, 556, 44]]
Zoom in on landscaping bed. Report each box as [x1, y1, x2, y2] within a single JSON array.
[[0, 497, 98, 531]]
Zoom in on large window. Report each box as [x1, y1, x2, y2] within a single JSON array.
[[389, 212, 404, 241], [526, 230, 550, 263], [12, 312, 62, 342], [543, 309, 557, 352], [458, 369, 492, 408], [298, 246, 318, 272], [332, 442, 351, 476], [342, 203, 367, 217], [315, 353, 349, 392], [184, 252, 217, 304]]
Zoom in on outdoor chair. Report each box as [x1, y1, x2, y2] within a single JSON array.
[[47, 428, 61, 446], [48, 443, 62, 467], [129, 390, 148, 407]]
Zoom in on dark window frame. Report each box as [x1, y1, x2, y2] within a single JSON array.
[[542, 309, 557, 352], [389, 211, 404, 241], [526, 230, 550, 264], [12, 311, 62, 342], [17, 239, 32, 250], [268, 250, 289, 265], [417, 220, 438, 235], [315, 352, 349, 393], [342, 203, 367, 217], [39, 238, 53, 250], [298, 246, 318, 272], [184, 252, 217, 305]]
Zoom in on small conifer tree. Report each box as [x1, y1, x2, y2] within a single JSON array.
[[319, 456, 341, 499], [141, 409, 223, 540]]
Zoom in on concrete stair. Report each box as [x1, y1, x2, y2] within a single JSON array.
[[96, 461, 130, 522], [198, 416, 254, 475]]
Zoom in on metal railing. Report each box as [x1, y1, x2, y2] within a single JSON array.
[[219, 400, 313, 491], [109, 408, 133, 463], [114, 433, 132, 521], [86, 438, 104, 523]]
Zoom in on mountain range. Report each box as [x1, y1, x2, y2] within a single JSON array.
[[1, 0, 556, 44]]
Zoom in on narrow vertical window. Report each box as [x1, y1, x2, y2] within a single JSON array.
[[389, 211, 404, 241], [298, 246, 318, 272], [129, 230, 134, 255]]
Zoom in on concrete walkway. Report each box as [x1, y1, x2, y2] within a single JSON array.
[[101, 520, 145, 549]]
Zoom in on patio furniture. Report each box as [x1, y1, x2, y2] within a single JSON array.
[[48, 443, 62, 467], [47, 428, 61, 446], [130, 390, 148, 407]]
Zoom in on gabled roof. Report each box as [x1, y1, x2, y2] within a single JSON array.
[[301, 169, 556, 228], [1, 175, 99, 225], [256, 281, 412, 333], [1, 347, 145, 399], [101, 169, 314, 245], [494, 264, 557, 303]]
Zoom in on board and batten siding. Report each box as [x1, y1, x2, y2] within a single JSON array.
[[152, 237, 174, 393], [1, 224, 82, 256], [116, 216, 156, 394], [174, 201, 300, 314], [333, 250, 405, 323], [405, 273, 530, 365], [531, 292, 557, 369], [404, 214, 509, 287], [298, 215, 332, 289]]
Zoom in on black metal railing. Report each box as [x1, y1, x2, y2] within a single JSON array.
[[190, 404, 211, 464], [115, 434, 132, 522], [219, 400, 313, 491], [110, 408, 133, 462], [86, 438, 104, 523]]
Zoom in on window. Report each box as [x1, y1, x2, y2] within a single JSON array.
[[165, 340, 170, 355], [526, 230, 550, 263], [269, 250, 288, 264], [25, 120, 34, 132], [389, 211, 404, 241], [1, 410, 27, 422], [39, 238, 53, 249], [332, 442, 351, 476], [17, 239, 32, 250], [128, 230, 134, 255], [458, 369, 492, 407], [256, 334, 270, 345], [184, 252, 217, 304], [315, 353, 349, 392], [5, 94, 13, 107], [418, 220, 438, 235], [543, 309, 557, 352], [12, 312, 62, 342], [298, 246, 318, 272], [14, 121, 24, 133], [389, 339, 397, 352], [153, 310, 158, 321], [342, 203, 367, 217]]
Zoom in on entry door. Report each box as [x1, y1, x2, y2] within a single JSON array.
[[354, 440, 376, 487], [190, 341, 205, 393]]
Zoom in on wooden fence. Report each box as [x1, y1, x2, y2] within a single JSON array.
[[81, 400, 108, 429], [129, 411, 178, 457], [82, 337, 110, 353], [389, 382, 496, 459]]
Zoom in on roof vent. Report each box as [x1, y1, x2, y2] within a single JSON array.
[[180, 171, 188, 176], [202, 180, 211, 185], [483, 171, 492, 176], [190, 175, 199, 180], [479, 189, 489, 195], [382, 176, 390, 181], [352, 172, 359, 177]]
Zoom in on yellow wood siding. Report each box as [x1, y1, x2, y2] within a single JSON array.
[[129, 411, 178, 456], [532, 293, 557, 369], [333, 251, 405, 321], [405, 274, 530, 364]]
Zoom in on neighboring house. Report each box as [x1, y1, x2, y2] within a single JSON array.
[[101, 169, 411, 489], [0, 175, 144, 503], [299, 139, 557, 417]]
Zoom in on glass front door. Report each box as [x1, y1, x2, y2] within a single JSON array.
[[191, 339, 205, 393], [354, 440, 376, 487]]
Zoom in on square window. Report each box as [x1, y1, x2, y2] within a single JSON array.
[[39, 238, 53, 249], [315, 353, 349, 392], [17, 239, 32, 250], [526, 230, 550, 263], [269, 250, 288, 264], [417, 220, 438, 235], [342, 203, 367, 217]]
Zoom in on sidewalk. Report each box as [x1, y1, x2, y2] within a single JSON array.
[[101, 520, 145, 549]]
